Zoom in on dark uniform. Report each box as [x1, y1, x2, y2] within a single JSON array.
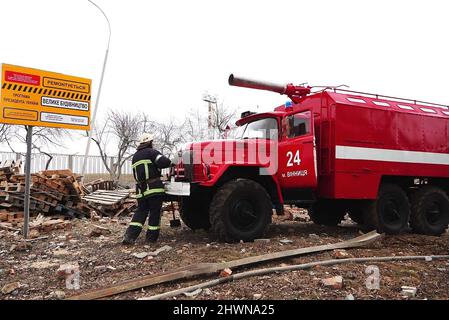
[[122, 142, 171, 245]]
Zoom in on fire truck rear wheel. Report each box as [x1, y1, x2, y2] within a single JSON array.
[[364, 184, 410, 234], [309, 200, 346, 226], [410, 186, 449, 236], [179, 196, 211, 231], [209, 179, 272, 242]]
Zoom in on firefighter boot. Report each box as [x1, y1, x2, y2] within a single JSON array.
[[122, 225, 142, 245], [145, 229, 160, 244]]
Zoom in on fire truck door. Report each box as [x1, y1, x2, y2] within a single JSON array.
[[277, 110, 318, 189]]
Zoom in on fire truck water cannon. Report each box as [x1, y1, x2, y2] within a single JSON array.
[[228, 74, 311, 103]]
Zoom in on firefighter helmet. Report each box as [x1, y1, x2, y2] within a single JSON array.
[[139, 133, 154, 145]]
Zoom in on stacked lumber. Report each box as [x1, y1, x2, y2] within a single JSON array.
[[81, 189, 136, 217], [0, 160, 137, 224], [0, 168, 90, 218], [84, 179, 115, 192], [0, 160, 21, 181]]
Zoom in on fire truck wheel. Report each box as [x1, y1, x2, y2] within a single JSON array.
[[410, 186, 449, 236], [209, 179, 272, 242], [309, 200, 346, 226], [364, 184, 410, 234], [179, 196, 211, 231]]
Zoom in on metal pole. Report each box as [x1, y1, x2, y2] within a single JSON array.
[[23, 126, 33, 239], [81, 0, 111, 179]]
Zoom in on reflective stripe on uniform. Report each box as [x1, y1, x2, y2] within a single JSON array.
[[147, 225, 160, 231], [129, 222, 143, 228], [155, 154, 163, 163], [132, 159, 152, 168], [136, 188, 165, 198], [133, 159, 151, 180]]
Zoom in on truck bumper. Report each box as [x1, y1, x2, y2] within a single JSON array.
[[163, 181, 191, 196]]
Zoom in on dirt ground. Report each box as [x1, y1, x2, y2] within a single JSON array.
[[1, 207, 448, 300]]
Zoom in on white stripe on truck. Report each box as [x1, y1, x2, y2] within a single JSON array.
[[336, 145, 449, 166]]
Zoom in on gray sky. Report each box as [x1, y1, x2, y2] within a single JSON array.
[[1, 0, 449, 155]]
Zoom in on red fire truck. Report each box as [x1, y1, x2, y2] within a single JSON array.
[[165, 75, 449, 242]]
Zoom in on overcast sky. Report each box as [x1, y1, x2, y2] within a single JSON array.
[[1, 0, 449, 155]]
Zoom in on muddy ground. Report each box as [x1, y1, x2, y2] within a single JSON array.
[[1, 208, 448, 300]]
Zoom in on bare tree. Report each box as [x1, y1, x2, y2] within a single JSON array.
[[153, 118, 184, 158], [182, 98, 238, 141], [210, 99, 238, 138], [182, 107, 209, 141], [90, 110, 153, 181], [2, 125, 68, 168]]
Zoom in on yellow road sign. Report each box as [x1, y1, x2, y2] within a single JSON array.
[[0, 64, 91, 130]]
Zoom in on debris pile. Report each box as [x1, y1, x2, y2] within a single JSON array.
[[0, 160, 137, 233], [0, 168, 90, 219]]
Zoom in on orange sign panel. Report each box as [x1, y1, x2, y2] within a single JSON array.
[[0, 64, 91, 130]]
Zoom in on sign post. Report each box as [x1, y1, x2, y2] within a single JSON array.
[[0, 64, 91, 238], [23, 126, 33, 238]]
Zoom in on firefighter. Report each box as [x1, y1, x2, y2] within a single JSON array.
[[122, 133, 172, 245]]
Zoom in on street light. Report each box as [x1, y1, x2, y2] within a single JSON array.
[[202, 93, 217, 139], [81, 0, 111, 179]]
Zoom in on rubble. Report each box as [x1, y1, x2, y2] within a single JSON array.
[[131, 252, 149, 259], [56, 262, 79, 279], [333, 249, 350, 259], [321, 276, 343, 289], [1, 282, 21, 295], [48, 290, 66, 300], [279, 239, 293, 244], [11, 241, 32, 252], [0, 165, 137, 224], [220, 267, 233, 277], [401, 286, 417, 298], [253, 293, 262, 300], [88, 225, 112, 237], [148, 245, 172, 256]]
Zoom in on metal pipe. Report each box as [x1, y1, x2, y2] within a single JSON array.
[[81, 0, 111, 179], [228, 74, 287, 95], [23, 126, 33, 239]]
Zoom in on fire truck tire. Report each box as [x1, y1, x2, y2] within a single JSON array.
[[309, 200, 346, 226], [179, 196, 211, 231], [410, 186, 449, 236], [209, 179, 272, 242], [363, 184, 410, 234]]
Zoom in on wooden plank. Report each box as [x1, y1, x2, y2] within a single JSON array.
[[0, 212, 8, 221], [83, 194, 125, 201], [41, 169, 74, 177], [66, 231, 382, 300], [86, 199, 120, 206]]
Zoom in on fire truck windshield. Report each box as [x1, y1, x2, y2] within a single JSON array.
[[232, 117, 278, 140]]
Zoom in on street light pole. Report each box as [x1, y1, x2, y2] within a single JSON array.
[[81, 0, 111, 179], [202, 93, 217, 140]]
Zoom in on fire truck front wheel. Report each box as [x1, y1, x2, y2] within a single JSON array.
[[364, 184, 410, 234], [209, 179, 272, 242], [410, 186, 449, 236]]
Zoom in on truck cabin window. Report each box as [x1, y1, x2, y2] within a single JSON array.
[[233, 118, 278, 140], [285, 111, 311, 138]]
